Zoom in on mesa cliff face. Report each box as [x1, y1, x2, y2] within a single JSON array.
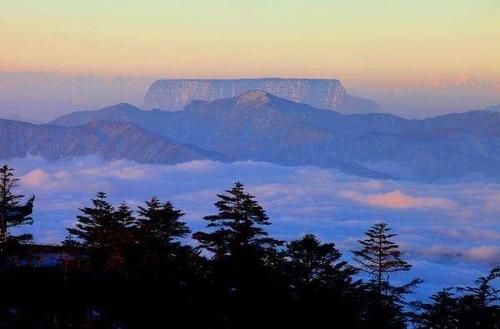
[[143, 78, 380, 114]]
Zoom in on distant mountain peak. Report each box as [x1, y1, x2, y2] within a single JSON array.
[[484, 104, 500, 113], [51, 103, 145, 127], [103, 103, 141, 113], [117, 102, 133, 108], [144, 78, 381, 114], [236, 90, 272, 108]]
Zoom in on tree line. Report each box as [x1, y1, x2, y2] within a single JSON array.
[[0, 165, 498, 328]]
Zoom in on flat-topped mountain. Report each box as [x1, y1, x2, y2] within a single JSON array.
[[0, 119, 215, 164], [51, 92, 500, 181], [143, 78, 381, 114]]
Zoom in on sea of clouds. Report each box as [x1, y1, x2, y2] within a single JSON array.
[[6, 156, 500, 298]]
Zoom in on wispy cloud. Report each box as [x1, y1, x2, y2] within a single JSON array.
[[340, 190, 457, 210]]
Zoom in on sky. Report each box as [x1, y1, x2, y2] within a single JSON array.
[[1, 0, 499, 83], [6, 156, 499, 298], [1, 1, 499, 119]]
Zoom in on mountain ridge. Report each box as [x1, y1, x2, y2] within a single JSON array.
[[0, 118, 219, 164], [143, 78, 381, 114], [50, 93, 500, 181]]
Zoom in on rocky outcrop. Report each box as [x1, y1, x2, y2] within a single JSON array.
[[143, 78, 380, 114]]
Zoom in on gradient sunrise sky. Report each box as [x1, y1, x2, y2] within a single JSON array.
[[1, 0, 499, 83]]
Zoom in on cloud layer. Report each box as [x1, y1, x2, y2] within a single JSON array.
[[4, 156, 499, 298]]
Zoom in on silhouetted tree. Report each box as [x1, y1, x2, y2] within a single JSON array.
[[132, 197, 194, 277], [136, 197, 190, 249], [67, 192, 114, 248], [193, 182, 283, 329], [283, 234, 362, 327], [130, 197, 205, 329], [3, 172, 497, 329], [66, 193, 135, 272], [416, 267, 499, 329], [285, 233, 357, 289], [416, 289, 459, 329], [460, 266, 499, 308], [454, 266, 499, 329], [353, 222, 421, 328], [193, 182, 280, 260], [0, 165, 34, 251]]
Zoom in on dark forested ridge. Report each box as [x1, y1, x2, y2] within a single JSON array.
[[0, 165, 498, 328]]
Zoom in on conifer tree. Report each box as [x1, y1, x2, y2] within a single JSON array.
[[417, 267, 499, 329], [353, 222, 420, 293], [460, 266, 499, 308], [134, 197, 193, 275], [454, 267, 499, 329], [136, 197, 190, 249], [416, 289, 459, 329], [353, 222, 421, 328], [66, 193, 136, 271], [283, 234, 362, 327], [111, 201, 137, 247], [66, 192, 116, 249], [192, 182, 282, 329], [0, 165, 34, 250], [193, 181, 280, 260], [285, 234, 356, 288]]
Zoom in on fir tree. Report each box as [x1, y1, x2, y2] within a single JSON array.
[[460, 266, 499, 308], [454, 267, 499, 329], [111, 202, 137, 248], [193, 181, 280, 260], [417, 267, 499, 329], [353, 222, 421, 328], [283, 234, 362, 328], [0, 165, 34, 249], [134, 197, 193, 276], [66, 192, 116, 249], [136, 197, 190, 248], [353, 222, 413, 292], [65, 193, 136, 271], [285, 234, 357, 288], [416, 289, 459, 329], [192, 182, 282, 329]]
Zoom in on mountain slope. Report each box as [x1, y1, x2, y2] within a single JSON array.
[[0, 119, 216, 164], [51, 94, 500, 181]]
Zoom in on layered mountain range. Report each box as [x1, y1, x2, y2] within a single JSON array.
[[0, 118, 214, 164], [144, 78, 381, 114], [49, 90, 500, 181]]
